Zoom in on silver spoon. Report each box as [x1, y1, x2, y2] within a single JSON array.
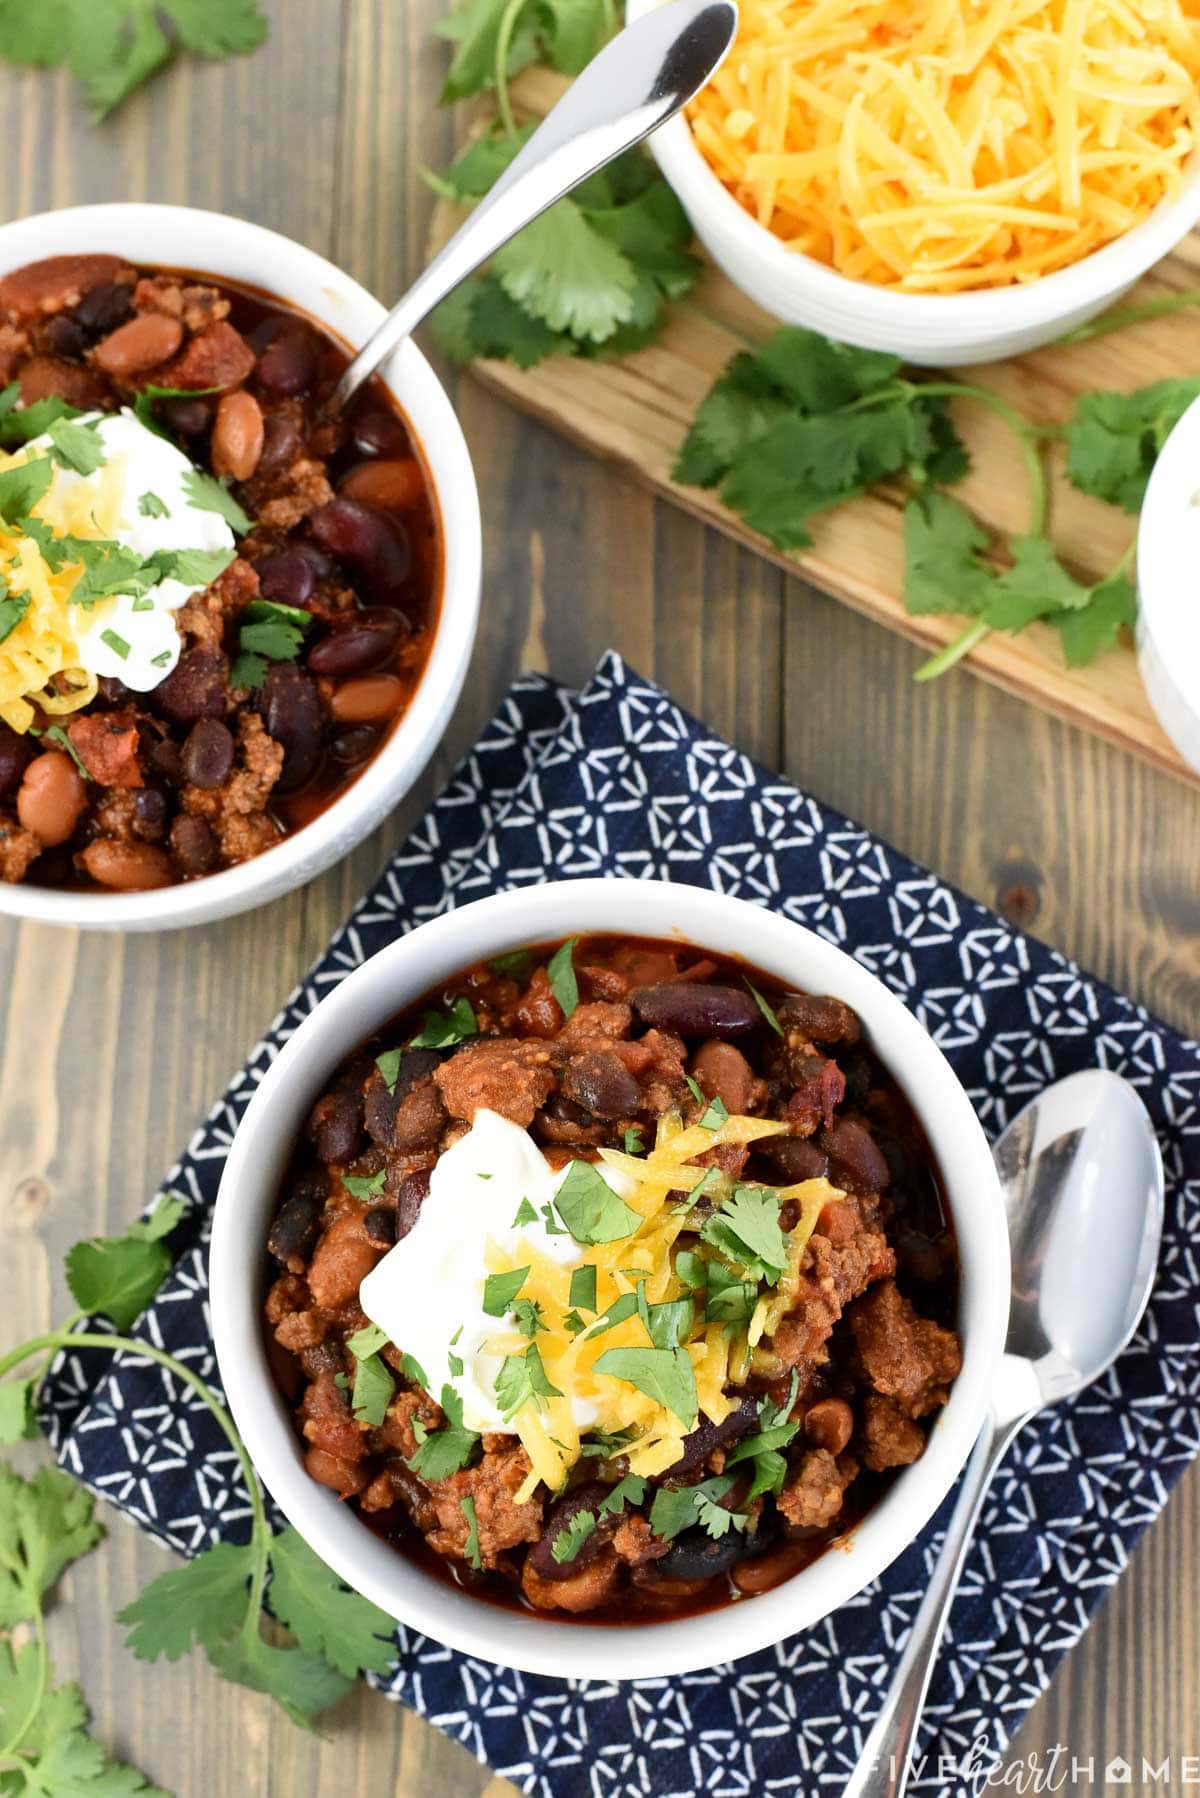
[[843, 1068, 1164, 1798], [331, 0, 738, 411]]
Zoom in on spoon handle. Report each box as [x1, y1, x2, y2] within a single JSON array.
[[840, 1413, 1024, 1798], [330, 0, 737, 410]]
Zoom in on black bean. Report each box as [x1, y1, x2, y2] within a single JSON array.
[[364, 1050, 441, 1146], [43, 313, 86, 357], [181, 718, 234, 789], [0, 722, 35, 798], [306, 608, 405, 678], [310, 1085, 364, 1165], [663, 1395, 757, 1477], [159, 396, 213, 438], [631, 983, 761, 1039], [267, 1174, 326, 1266], [526, 1482, 612, 1580], [363, 1206, 396, 1246], [658, 1527, 746, 1582], [72, 280, 133, 337], [561, 1051, 641, 1120], [262, 662, 324, 793], [330, 724, 378, 766], [310, 498, 411, 603], [395, 1166, 432, 1241], [132, 787, 169, 842], [147, 735, 182, 783], [169, 813, 218, 876], [97, 675, 134, 704], [153, 646, 228, 727]]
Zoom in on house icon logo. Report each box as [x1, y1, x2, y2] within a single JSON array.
[[1105, 1760, 1133, 1785]]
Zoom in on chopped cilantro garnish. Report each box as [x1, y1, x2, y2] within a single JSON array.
[[623, 1126, 645, 1156], [183, 466, 253, 534], [150, 649, 172, 668], [649, 1474, 743, 1541], [342, 1169, 387, 1202], [746, 980, 784, 1037], [447, 1349, 464, 1376], [592, 1345, 698, 1427], [0, 586, 30, 645], [546, 935, 579, 1017], [397, 1351, 428, 1388], [685, 1075, 729, 1129], [553, 1160, 640, 1245], [131, 595, 155, 612], [139, 490, 169, 518], [346, 1323, 388, 1359], [511, 1196, 537, 1228], [640, 1293, 693, 1350], [568, 1264, 597, 1313], [700, 1185, 788, 1283], [562, 1309, 587, 1336], [349, 1352, 394, 1427], [0, 392, 79, 446], [231, 597, 311, 688], [724, 1376, 801, 1500], [512, 1298, 544, 1338], [459, 1495, 482, 1569], [0, 455, 53, 521], [584, 1291, 640, 1337], [409, 996, 478, 1049], [45, 415, 105, 476], [134, 383, 223, 438], [493, 1341, 562, 1420], [482, 1265, 529, 1317], [489, 948, 533, 978], [99, 627, 130, 660], [578, 1427, 639, 1459], [673, 1249, 707, 1291], [550, 1509, 597, 1564], [407, 1385, 479, 1480], [704, 1258, 760, 1328], [599, 1473, 647, 1514], [375, 1049, 403, 1093]]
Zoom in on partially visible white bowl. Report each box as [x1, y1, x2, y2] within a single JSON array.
[[0, 204, 481, 931], [630, 0, 1200, 367], [1137, 393, 1200, 775], [211, 878, 1010, 1681]]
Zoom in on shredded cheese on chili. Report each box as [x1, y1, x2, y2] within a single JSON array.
[[686, 0, 1200, 291]]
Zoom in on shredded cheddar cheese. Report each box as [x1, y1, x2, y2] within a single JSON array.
[[686, 0, 1200, 291], [493, 1112, 842, 1502]]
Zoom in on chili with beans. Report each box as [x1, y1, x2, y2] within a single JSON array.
[[265, 935, 961, 1621]]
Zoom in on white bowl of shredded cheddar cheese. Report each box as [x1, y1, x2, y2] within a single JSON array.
[[211, 879, 1009, 1680], [631, 0, 1200, 365]]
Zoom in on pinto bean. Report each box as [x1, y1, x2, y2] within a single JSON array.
[[691, 1040, 755, 1113], [339, 457, 425, 512], [328, 674, 405, 725], [79, 839, 174, 890], [804, 1398, 854, 1456], [310, 497, 411, 603], [306, 609, 405, 678], [211, 389, 264, 481], [180, 718, 234, 789], [523, 1547, 621, 1612], [0, 253, 128, 320], [16, 752, 86, 846], [731, 1540, 813, 1596], [262, 662, 323, 792], [631, 983, 760, 1039], [561, 1050, 641, 1120], [306, 1210, 387, 1308], [818, 1119, 892, 1196], [91, 311, 183, 378], [303, 1445, 367, 1498]]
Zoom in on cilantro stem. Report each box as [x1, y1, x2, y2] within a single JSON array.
[[912, 381, 1048, 537], [0, 1606, 48, 1763], [913, 618, 990, 684], [1057, 288, 1200, 346], [493, 0, 530, 140]]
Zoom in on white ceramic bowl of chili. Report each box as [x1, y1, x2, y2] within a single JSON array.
[[210, 878, 1011, 1681], [627, 0, 1200, 368], [0, 203, 481, 932]]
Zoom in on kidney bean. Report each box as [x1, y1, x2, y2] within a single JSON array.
[[779, 992, 861, 1045], [631, 983, 760, 1039], [16, 752, 86, 846], [363, 1207, 396, 1246], [131, 787, 168, 842], [262, 661, 324, 793], [330, 724, 378, 766], [339, 457, 425, 513], [0, 254, 128, 321], [350, 406, 411, 459], [364, 1050, 441, 1146], [756, 1135, 828, 1184], [395, 1166, 432, 1241], [211, 389, 264, 482], [526, 1482, 612, 1580], [665, 1394, 757, 1477], [159, 395, 214, 438], [307, 609, 405, 678], [309, 1084, 364, 1164], [147, 736, 182, 784], [79, 839, 173, 890], [804, 1397, 854, 1456], [257, 409, 303, 475], [310, 497, 411, 602], [256, 320, 319, 396], [328, 673, 405, 725], [818, 1118, 892, 1196], [562, 1050, 642, 1120], [42, 313, 86, 358], [255, 549, 315, 608], [0, 723, 35, 798], [73, 279, 135, 337], [267, 1173, 327, 1268], [153, 646, 228, 726], [691, 1040, 755, 1113], [169, 813, 219, 876], [181, 718, 234, 789], [91, 311, 183, 378]]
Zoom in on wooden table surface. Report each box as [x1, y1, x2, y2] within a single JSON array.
[[1, 3, 1198, 1793]]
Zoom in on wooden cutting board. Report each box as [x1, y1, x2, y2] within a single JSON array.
[[431, 68, 1200, 792]]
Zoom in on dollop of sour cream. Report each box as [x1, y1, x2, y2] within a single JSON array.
[[21, 408, 235, 692], [360, 1110, 633, 1433]]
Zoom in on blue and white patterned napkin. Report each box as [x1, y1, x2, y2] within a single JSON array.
[[40, 652, 1200, 1798]]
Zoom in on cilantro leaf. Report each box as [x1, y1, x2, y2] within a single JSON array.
[[459, 1495, 483, 1569], [119, 1538, 255, 1663], [592, 1344, 698, 1427], [512, 1297, 545, 1338], [482, 1265, 530, 1316], [1055, 571, 1137, 667], [982, 535, 1094, 632], [623, 1126, 645, 1155], [148, 546, 235, 587], [64, 1195, 185, 1329], [0, 1641, 169, 1796], [494, 1341, 562, 1420], [551, 1508, 597, 1564], [138, 490, 169, 518], [0, 1465, 102, 1629], [46, 415, 106, 476], [346, 1322, 388, 1360], [642, 1295, 693, 1349], [1066, 379, 1200, 513], [0, 455, 52, 522], [511, 1196, 538, 1228], [700, 1184, 787, 1283], [546, 935, 579, 1017], [435, 0, 540, 102], [410, 995, 478, 1049], [231, 597, 310, 681], [553, 1160, 640, 1245], [0, 394, 80, 446], [350, 1350, 394, 1427], [584, 1291, 641, 1337], [343, 1169, 387, 1202], [407, 1384, 480, 1480], [266, 1526, 396, 1678], [648, 1473, 738, 1541], [599, 1472, 647, 1514], [903, 490, 994, 618], [493, 198, 639, 344], [568, 1263, 597, 1312], [703, 1258, 759, 1327], [0, 587, 30, 646], [0, 1376, 37, 1443], [489, 947, 534, 979], [182, 467, 252, 533], [673, 352, 792, 487], [205, 1628, 350, 1731], [695, 1485, 749, 1538]]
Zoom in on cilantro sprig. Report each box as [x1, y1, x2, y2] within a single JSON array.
[[0, 1200, 398, 1758]]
